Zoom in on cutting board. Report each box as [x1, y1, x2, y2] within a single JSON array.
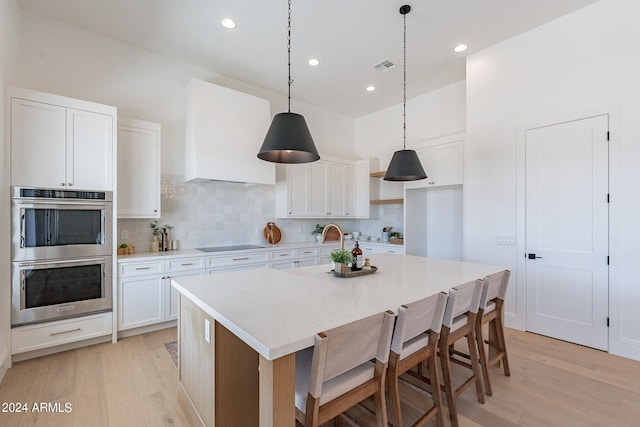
[[263, 222, 282, 245]]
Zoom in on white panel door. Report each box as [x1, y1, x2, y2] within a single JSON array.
[[525, 115, 609, 350]]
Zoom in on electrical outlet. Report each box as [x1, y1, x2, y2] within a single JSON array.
[[179, 228, 186, 237], [496, 236, 516, 246], [120, 229, 128, 239], [204, 319, 210, 344]]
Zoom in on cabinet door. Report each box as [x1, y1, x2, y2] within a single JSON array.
[[11, 98, 67, 188], [117, 120, 161, 218], [431, 141, 463, 186], [296, 258, 318, 268], [68, 108, 114, 190], [287, 164, 308, 216], [328, 163, 346, 216], [344, 165, 356, 217], [166, 270, 204, 321], [308, 161, 328, 216], [416, 147, 434, 185], [118, 275, 164, 330]]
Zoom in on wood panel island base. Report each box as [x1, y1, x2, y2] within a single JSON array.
[[171, 254, 506, 427]]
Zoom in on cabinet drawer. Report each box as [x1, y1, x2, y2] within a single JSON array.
[[119, 260, 163, 277], [208, 251, 269, 267], [166, 257, 205, 272], [208, 263, 269, 274], [295, 248, 317, 258], [12, 312, 113, 354], [270, 250, 295, 260], [318, 244, 340, 257]]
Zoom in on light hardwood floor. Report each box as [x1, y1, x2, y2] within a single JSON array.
[[1, 327, 639, 426]]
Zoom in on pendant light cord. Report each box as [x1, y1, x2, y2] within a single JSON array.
[[287, 0, 292, 113], [403, 11, 407, 150]]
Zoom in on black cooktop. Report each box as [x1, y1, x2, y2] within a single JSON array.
[[196, 245, 265, 252]]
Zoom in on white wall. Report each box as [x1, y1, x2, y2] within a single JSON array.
[[8, 9, 356, 178], [0, 0, 21, 379], [355, 81, 466, 199], [465, 0, 640, 360]]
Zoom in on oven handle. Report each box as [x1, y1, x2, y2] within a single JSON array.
[[18, 258, 107, 267], [20, 211, 26, 248], [13, 200, 107, 207]]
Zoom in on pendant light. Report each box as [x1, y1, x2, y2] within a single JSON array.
[[384, 5, 427, 181], [258, 0, 320, 164]]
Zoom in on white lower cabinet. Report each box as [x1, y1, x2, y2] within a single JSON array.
[[360, 243, 406, 256], [117, 258, 204, 331], [12, 312, 113, 354]]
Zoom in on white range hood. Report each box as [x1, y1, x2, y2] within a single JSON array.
[[185, 78, 275, 185]]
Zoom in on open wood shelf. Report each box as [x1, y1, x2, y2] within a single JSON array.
[[370, 199, 403, 205], [369, 171, 386, 178]]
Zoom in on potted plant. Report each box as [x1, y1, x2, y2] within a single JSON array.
[[330, 249, 354, 274], [311, 224, 325, 242]]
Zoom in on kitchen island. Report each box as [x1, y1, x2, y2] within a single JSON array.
[[171, 254, 506, 427]]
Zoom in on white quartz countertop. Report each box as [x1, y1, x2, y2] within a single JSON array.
[[171, 254, 505, 361]]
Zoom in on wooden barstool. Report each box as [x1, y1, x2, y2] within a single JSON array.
[[475, 270, 511, 396], [438, 279, 485, 427], [294, 310, 395, 427], [387, 291, 448, 427]]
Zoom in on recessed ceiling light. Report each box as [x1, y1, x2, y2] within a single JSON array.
[[221, 18, 236, 29], [366, 86, 376, 92], [454, 44, 467, 53], [308, 58, 319, 66]]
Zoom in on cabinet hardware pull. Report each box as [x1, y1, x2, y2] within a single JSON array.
[[166, 276, 172, 279], [303, 251, 312, 254], [51, 328, 81, 336], [60, 182, 66, 187], [68, 183, 73, 186], [280, 253, 288, 257], [136, 267, 150, 270], [233, 257, 250, 261], [181, 263, 194, 266]]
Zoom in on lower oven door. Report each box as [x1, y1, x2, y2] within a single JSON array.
[[12, 256, 112, 326]]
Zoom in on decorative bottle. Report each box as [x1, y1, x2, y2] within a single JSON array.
[[352, 241, 363, 271], [161, 228, 169, 251]]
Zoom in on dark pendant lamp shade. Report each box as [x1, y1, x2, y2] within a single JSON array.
[[383, 4, 427, 182], [257, 112, 320, 163], [383, 149, 427, 181]]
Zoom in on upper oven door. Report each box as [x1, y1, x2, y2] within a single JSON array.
[[12, 198, 112, 261]]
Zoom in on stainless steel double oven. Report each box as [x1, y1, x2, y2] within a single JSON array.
[[11, 187, 113, 326]]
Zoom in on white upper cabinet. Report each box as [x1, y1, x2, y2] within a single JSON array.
[[9, 87, 116, 191], [406, 134, 464, 190], [185, 78, 275, 185], [117, 117, 161, 218], [276, 156, 371, 219]]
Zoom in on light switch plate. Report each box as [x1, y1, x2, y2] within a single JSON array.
[[204, 319, 211, 343]]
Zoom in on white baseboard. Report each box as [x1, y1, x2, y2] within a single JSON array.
[[116, 320, 177, 340]]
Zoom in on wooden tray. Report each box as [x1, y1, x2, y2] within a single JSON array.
[[332, 266, 378, 278]]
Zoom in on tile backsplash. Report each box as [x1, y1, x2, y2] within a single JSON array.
[[117, 174, 404, 252]]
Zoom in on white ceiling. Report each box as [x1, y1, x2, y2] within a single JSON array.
[[18, 0, 600, 117]]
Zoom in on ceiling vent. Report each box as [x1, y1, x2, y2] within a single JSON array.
[[372, 59, 396, 72]]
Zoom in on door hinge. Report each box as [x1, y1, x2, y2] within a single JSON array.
[[607, 317, 610, 327], [607, 131, 610, 141]]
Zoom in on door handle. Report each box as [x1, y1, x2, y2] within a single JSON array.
[[527, 253, 544, 259]]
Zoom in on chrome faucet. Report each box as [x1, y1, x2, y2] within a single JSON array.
[[321, 223, 344, 251]]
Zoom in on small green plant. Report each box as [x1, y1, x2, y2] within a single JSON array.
[[311, 224, 325, 235], [389, 231, 401, 238], [150, 220, 173, 237], [329, 249, 354, 264]]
